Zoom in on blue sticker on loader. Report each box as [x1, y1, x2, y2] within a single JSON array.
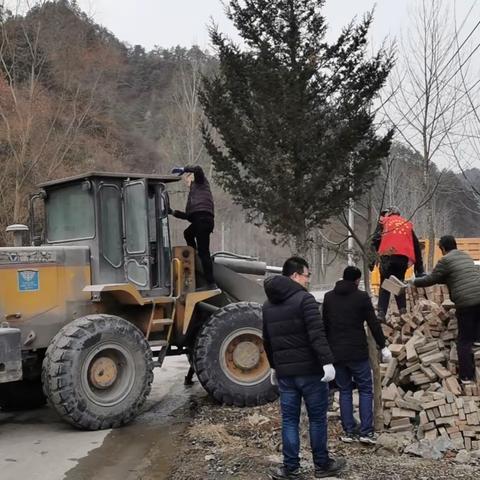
[[18, 270, 39, 292]]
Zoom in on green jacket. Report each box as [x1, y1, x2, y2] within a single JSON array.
[[414, 249, 480, 308]]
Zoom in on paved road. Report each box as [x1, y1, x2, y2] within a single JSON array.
[[0, 356, 205, 480]]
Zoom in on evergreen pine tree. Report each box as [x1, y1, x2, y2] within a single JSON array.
[[200, 0, 394, 252]]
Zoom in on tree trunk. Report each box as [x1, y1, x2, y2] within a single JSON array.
[[422, 143, 435, 270], [427, 201, 435, 270], [367, 331, 384, 430], [294, 231, 309, 258], [362, 197, 384, 431]]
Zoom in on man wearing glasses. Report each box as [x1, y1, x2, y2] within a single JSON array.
[[263, 257, 346, 479]]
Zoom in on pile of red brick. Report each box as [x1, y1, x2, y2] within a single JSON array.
[[380, 286, 480, 450]]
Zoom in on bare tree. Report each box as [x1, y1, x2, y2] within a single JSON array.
[[444, 2, 480, 201], [172, 48, 207, 169], [0, 1, 122, 240], [383, 0, 476, 268]]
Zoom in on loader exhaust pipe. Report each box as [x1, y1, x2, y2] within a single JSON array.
[[6, 224, 29, 247], [212, 252, 282, 276]]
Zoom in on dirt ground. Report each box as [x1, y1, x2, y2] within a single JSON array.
[[170, 397, 480, 480]]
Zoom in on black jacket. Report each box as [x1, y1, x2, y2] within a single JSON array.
[[322, 280, 385, 364], [174, 165, 214, 221], [262, 275, 334, 377]]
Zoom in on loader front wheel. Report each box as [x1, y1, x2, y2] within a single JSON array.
[[194, 302, 278, 407], [42, 315, 153, 430]]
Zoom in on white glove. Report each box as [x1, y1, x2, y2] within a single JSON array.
[[381, 347, 393, 363], [321, 364, 335, 382], [270, 369, 278, 386]]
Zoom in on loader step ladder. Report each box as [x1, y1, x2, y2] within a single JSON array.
[[149, 339, 169, 368], [149, 339, 168, 348], [151, 318, 174, 327], [149, 303, 174, 334]]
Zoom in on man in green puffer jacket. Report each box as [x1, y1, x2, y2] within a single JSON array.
[[410, 235, 480, 384]]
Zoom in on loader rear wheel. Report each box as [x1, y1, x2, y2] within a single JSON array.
[[42, 315, 153, 430], [0, 378, 46, 411], [193, 302, 278, 407]]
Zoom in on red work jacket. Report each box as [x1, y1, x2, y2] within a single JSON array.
[[378, 214, 416, 265]]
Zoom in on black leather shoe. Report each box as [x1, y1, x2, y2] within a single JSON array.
[[269, 465, 302, 479], [314, 458, 346, 478]]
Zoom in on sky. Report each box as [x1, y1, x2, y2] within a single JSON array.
[[5, 0, 480, 170], [71, 0, 480, 171], [75, 0, 412, 51]]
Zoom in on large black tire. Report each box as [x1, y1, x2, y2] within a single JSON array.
[[42, 315, 153, 430], [194, 302, 278, 407], [0, 378, 46, 411]]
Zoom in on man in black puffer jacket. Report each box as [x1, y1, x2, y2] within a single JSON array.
[[263, 257, 345, 480], [323, 266, 391, 446], [170, 165, 216, 288]]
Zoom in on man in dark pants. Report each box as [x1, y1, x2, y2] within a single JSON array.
[[371, 206, 424, 319], [170, 165, 216, 289], [323, 266, 392, 445], [263, 257, 346, 479], [409, 235, 480, 384]]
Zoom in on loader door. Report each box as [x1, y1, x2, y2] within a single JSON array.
[[146, 183, 172, 293], [122, 180, 151, 289]]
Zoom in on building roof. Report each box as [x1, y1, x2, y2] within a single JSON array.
[[38, 171, 182, 188]]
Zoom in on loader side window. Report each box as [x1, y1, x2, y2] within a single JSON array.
[[46, 183, 95, 242], [124, 182, 147, 254], [99, 185, 123, 267], [160, 193, 171, 284]]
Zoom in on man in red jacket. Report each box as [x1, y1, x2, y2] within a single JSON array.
[[371, 207, 424, 319]]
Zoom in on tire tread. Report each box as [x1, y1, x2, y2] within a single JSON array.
[[194, 302, 278, 407], [42, 314, 153, 430]]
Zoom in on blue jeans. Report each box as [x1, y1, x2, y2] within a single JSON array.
[[277, 375, 329, 471], [335, 359, 373, 436]]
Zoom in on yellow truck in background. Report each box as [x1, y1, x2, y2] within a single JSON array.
[[370, 238, 480, 294]]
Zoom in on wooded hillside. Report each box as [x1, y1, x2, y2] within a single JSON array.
[[1, 1, 479, 284]]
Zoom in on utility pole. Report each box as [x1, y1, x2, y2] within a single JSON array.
[[221, 222, 225, 251], [347, 157, 356, 266], [347, 199, 355, 266]]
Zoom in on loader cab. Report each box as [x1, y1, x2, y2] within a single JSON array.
[[33, 172, 181, 296]]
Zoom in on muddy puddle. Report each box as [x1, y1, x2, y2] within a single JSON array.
[[64, 375, 205, 480], [64, 419, 186, 480]]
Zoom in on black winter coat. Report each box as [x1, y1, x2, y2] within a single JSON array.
[[173, 166, 214, 221], [185, 166, 214, 217], [262, 276, 334, 377], [322, 280, 386, 364]]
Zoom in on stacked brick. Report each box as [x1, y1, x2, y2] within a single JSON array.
[[380, 285, 480, 451]]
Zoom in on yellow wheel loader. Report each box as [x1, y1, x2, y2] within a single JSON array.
[[0, 172, 280, 429]]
